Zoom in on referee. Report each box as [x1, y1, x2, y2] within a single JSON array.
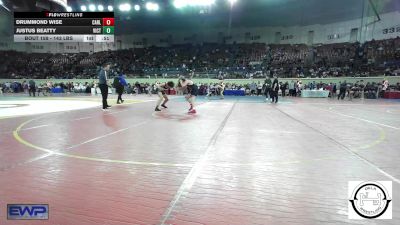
[[99, 63, 111, 110]]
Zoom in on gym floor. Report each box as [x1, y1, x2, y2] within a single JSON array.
[[0, 94, 399, 225]]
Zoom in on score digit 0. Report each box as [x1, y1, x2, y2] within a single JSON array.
[[102, 26, 114, 34], [102, 18, 114, 26]]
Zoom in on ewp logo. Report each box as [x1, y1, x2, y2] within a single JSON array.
[[7, 204, 49, 220]]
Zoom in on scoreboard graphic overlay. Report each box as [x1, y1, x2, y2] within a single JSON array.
[[14, 12, 114, 43]]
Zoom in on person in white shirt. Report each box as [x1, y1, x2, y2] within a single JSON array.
[[178, 77, 198, 114], [382, 80, 389, 91], [154, 81, 175, 112]]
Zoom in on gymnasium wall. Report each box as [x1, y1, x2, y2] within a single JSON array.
[[115, 11, 400, 48]]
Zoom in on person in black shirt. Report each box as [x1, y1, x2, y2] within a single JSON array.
[[271, 77, 279, 103], [338, 81, 347, 100], [263, 77, 272, 101], [332, 83, 337, 98], [28, 80, 36, 97], [98, 63, 111, 110], [281, 82, 288, 97]]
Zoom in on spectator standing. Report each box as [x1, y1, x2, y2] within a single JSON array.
[[257, 81, 263, 96], [281, 82, 288, 97], [271, 77, 279, 103], [359, 80, 365, 99], [382, 79, 389, 95], [332, 83, 337, 98], [250, 82, 257, 96], [289, 80, 295, 96], [296, 80, 302, 97], [338, 81, 346, 100], [23, 81, 28, 94], [28, 79, 36, 97], [263, 77, 272, 101]]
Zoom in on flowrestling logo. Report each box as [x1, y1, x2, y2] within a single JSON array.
[[7, 204, 49, 220], [348, 181, 392, 219]]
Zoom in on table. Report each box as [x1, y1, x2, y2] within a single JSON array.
[[301, 90, 330, 98], [224, 90, 245, 96], [383, 91, 400, 99], [51, 88, 63, 93]]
